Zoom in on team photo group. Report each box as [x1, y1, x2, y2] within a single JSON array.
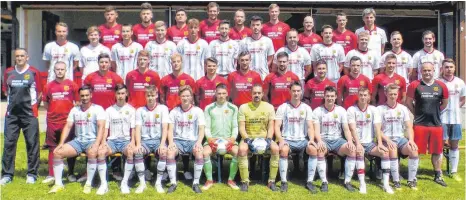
[[2, 1, 465, 197]]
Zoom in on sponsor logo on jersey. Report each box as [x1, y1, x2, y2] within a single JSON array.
[[433, 86, 439, 92], [145, 77, 151, 82], [180, 80, 186, 86], [24, 74, 30, 80], [64, 85, 70, 91], [107, 79, 112, 84], [247, 78, 252, 82], [115, 30, 120, 35], [360, 81, 365, 86], [261, 112, 266, 116], [188, 114, 193, 120], [149, 29, 154, 33], [332, 50, 336, 54], [346, 35, 351, 40], [260, 42, 264, 47]]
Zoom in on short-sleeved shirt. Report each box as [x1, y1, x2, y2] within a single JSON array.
[[204, 102, 239, 139], [136, 104, 170, 140], [67, 104, 106, 143], [337, 74, 372, 109], [380, 50, 413, 83], [332, 29, 358, 55], [439, 76, 466, 124], [144, 39, 177, 78], [298, 32, 323, 53], [132, 23, 156, 47], [274, 46, 312, 81], [80, 44, 111, 81], [160, 73, 196, 110], [372, 73, 406, 105], [126, 69, 161, 109], [196, 75, 228, 110], [347, 105, 381, 144], [207, 38, 240, 75], [263, 71, 300, 109], [412, 49, 444, 79], [355, 26, 387, 56], [98, 23, 122, 49], [239, 36, 275, 80], [377, 103, 410, 139], [43, 79, 79, 124], [238, 101, 275, 139], [227, 70, 263, 107], [229, 26, 252, 41], [105, 104, 136, 141], [262, 21, 290, 51], [407, 80, 449, 127], [83, 71, 124, 109], [168, 105, 206, 141], [345, 49, 381, 80], [310, 43, 345, 82], [275, 102, 314, 141], [111, 42, 143, 81], [43, 41, 81, 82], [313, 105, 348, 140], [304, 77, 336, 110], [167, 25, 188, 44], [200, 19, 221, 43], [176, 38, 210, 81]]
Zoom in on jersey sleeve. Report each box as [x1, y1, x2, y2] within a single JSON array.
[[130, 108, 136, 128], [96, 106, 107, 120], [344, 53, 352, 68], [79, 48, 85, 68], [267, 104, 276, 121], [231, 105, 239, 138], [238, 105, 246, 122], [406, 54, 414, 68], [460, 81, 466, 97], [372, 107, 382, 123], [399, 77, 407, 93], [337, 46, 346, 63], [207, 42, 214, 58], [346, 107, 356, 124], [197, 108, 206, 126], [401, 105, 411, 122], [313, 109, 321, 124], [305, 105, 314, 121], [42, 84, 50, 102], [439, 81, 449, 99], [105, 109, 111, 129], [42, 44, 51, 61], [176, 41, 184, 54], [161, 106, 170, 124], [371, 76, 380, 93], [72, 45, 81, 61], [204, 106, 212, 138], [406, 81, 418, 99], [275, 105, 285, 120], [114, 73, 124, 85], [340, 108, 348, 124], [168, 109, 176, 124], [381, 29, 388, 45], [111, 46, 118, 61], [303, 50, 312, 66], [67, 108, 76, 123], [373, 54, 381, 70], [310, 46, 318, 61], [267, 39, 275, 56], [2, 70, 8, 93], [135, 108, 143, 126], [411, 52, 421, 70]]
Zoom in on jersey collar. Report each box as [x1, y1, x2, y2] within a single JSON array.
[[289, 101, 301, 108], [181, 104, 193, 112], [146, 103, 158, 111], [357, 103, 368, 112], [386, 102, 397, 109], [324, 104, 336, 112], [14, 64, 30, 74]]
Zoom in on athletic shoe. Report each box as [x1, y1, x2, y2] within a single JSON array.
[[48, 185, 65, 193], [407, 180, 418, 190], [267, 181, 278, 191], [155, 184, 165, 193], [41, 144, 50, 150], [135, 184, 146, 194], [320, 182, 328, 192], [120, 183, 130, 194], [240, 182, 248, 192], [376, 169, 382, 180], [201, 180, 214, 190], [112, 172, 123, 181], [96, 185, 109, 195], [359, 183, 367, 194], [144, 170, 152, 181], [184, 172, 193, 180], [306, 182, 317, 194], [167, 184, 177, 193], [450, 173, 462, 182], [383, 185, 394, 194], [393, 181, 402, 190], [227, 180, 239, 190], [192, 184, 202, 193], [280, 182, 288, 192], [338, 171, 345, 180], [42, 176, 55, 184], [67, 175, 77, 182], [344, 182, 355, 192], [26, 175, 36, 184], [434, 176, 447, 187], [77, 174, 87, 182], [83, 184, 92, 194]]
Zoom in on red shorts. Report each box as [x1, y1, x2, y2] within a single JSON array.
[[413, 125, 443, 154], [46, 123, 75, 147]]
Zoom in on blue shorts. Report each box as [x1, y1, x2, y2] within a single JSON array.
[[443, 124, 462, 140], [323, 138, 347, 153], [361, 143, 376, 154], [174, 139, 195, 154], [107, 139, 130, 153], [285, 139, 308, 152], [385, 137, 409, 150], [142, 139, 162, 153], [68, 139, 95, 154]]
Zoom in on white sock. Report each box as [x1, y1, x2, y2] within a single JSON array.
[[307, 156, 317, 182], [134, 157, 146, 185], [279, 157, 288, 182], [344, 156, 356, 183], [193, 158, 203, 185], [408, 157, 419, 181], [122, 159, 134, 185], [316, 157, 327, 183], [167, 158, 177, 184], [53, 159, 64, 186], [381, 158, 390, 187], [156, 158, 167, 185], [356, 156, 365, 184], [97, 158, 107, 187], [449, 148, 459, 173], [85, 159, 97, 186], [390, 158, 400, 182]]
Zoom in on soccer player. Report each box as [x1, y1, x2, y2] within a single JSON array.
[[337, 56, 372, 109], [160, 54, 196, 110], [111, 24, 144, 80], [347, 87, 393, 194], [43, 22, 80, 83], [200, 2, 221, 43], [412, 30, 445, 80], [299, 15, 322, 53], [304, 60, 336, 110], [98, 6, 122, 49], [237, 84, 279, 192], [41, 62, 79, 184], [333, 12, 357, 55], [167, 8, 188, 44], [202, 83, 240, 190], [264, 52, 300, 109], [126, 50, 161, 109], [275, 81, 318, 192], [344, 31, 381, 80], [312, 86, 358, 192], [378, 83, 419, 190], [380, 31, 413, 84], [177, 18, 210, 81], [439, 59, 465, 181], [145, 21, 177, 78], [1, 48, 42, 185], [229, 9, 252, 40], [48, 85, 106, 194], [80, 26, 111, 82], [84, 53, 124, 109], [239, 15, 275, 80], [371, 54, 406, 106], [207, 20, 239, 77], [355, 8, 387, 56], [166, 86, 206, 193], [262, 3, 290, 51], [406, 62, 449, 186], [195, 57, 228, 110], [97, 84, 135, 195], [133, 3, 155, 47], [227, 51, 262, 107], [310, 25, 345, 83]]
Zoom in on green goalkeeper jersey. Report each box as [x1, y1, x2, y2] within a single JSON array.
[[204, 101, 239, 139]]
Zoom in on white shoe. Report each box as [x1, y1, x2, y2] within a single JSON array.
[[26, 175, 36, 184], [155, 183, 165, 193], [96, 185, 109, 195], [359, 183, 367, 194], [83, 184, 92, 194], [121, 183, 130, 194], [67, 175, 77, 182], [42, 176, 55, 184], [383, 185, 394, 194], [135, 184, 146, 194]]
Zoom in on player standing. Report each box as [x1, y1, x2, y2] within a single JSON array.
[[227, 51, 262, 107], [132, 3, 155, 47], [380, 31, 413, 84], [337, 56, 372, 109], [229, 9, 252, 40], [304, 60, 336, 110], [371, 54, 406, 106], [355, 8, 387, 56], [145, 21, 177, 78], [344, 31, 381, 80], [111, 24, 143, 80], [80, 26, 111, 82], [333, 12, 357, 55], [298, 15, 322, 53], [200, 2, 221, 43], [195, 57, 228, 110], [98, 6, 122, 49], [262, 3, 290, 51], [167, 8, 188, 44], [412, 30, 445, 80], [207, 20, 239, 77]]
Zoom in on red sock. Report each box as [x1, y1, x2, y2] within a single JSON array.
[[48, 149, 54, 176]]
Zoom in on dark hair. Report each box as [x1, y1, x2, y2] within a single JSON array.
[[321, 24, 333, 32], [79, 85, 92, 93], [384, 54, 397, 62], [115, 84, 127, 92], [98, 53, 111, 61], [289, 81, 302, 90], [220, 20, 231, 26], [175, 8, 186, 14], [276, 52, 289, 60], [350, 56, 362, 64], [236, 51, 251, 70], [205, 57, 218, 65], [324, 86, 337, 95], [250, 15, 263, 23], [216, 83, 228, 91]]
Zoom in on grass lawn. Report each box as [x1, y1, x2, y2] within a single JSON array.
[[1, 133, 465, 200]]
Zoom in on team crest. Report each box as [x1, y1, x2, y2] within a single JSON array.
[[24, 74, 30, 80], [346, 35, 351, 40], [107, 79, 112, 84], [278, 27, 283, 32], [332, 50, 336, 54], [114, 30, 120, 35], [333, 114, 338, 119], [395, 80, 400, 85], [224, 110, 229, 114], [184, 31, 188, 36], [130, 49, 134, 54], [180, 80, 186, 86], [360, 81, 365, 86], [216, 82, 220, 86], [247, 78, 252, 82], [261, 112, 266, 116], [287, 77, 291, 82], [402, 57, 407, 64], [366, 114, 371, 118], [313, 38, 317, 42], [228, 45, 232, 49], [87, 113, 91, 119], [125, 111, 129, 115], [434, 55, 438, 61], [164, 47, 169, 52], [433, 86, 439, 92], [64, 48, 69, 53], [149, 29, 154, 33], [397, 111, 401, 116], [368, 56, 372, 60], [188, 114, 193, 120], [300, 111, 304, 116], [196, 45, 200, 50], [64, 85, 70, 91], [145, 77, 151, 82], [155, 114, 160, 118], [260, 42, 264, 47]]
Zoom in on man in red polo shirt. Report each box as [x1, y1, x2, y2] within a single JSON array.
[[262, 3, 290, 51], [98, 6, 122, 49], [333, 12, 357, 55], [228, 51, 262, 107], [229, 9, 252, 41], [200, 2, 221, 43], [371, 54, 406, 106], [132, 3, 156, 47], [304, 60, 336, 110], [167, 8, 188, 44], [195, 57, 229, 110], [298, 15, 322, 53], [337, 56, 372, 109]]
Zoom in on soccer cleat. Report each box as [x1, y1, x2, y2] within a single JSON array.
[[450, 173, 462, 182], [344, 182, 355, 192], [96, 185, 109, 195], [112, 172, 123, 181], [240, 182, 248, 192], [83, 184, 92, 194], [135, 184, 147, 194], [407, 180, 418, 190], [359, 183, 367, 194], [155, 184, 165, 193], [320, 182, 329, 192], [48, 185, 65, 193], [26, 175, 36, 184], [376, 169, 382, 180], [280, 182, 288, 192], [383, 185, 394, 194], [120, 184, 130, 194], [227, 180, 239, 190], [393, 181, 402, 190], [306, 182, 317, 194], [184, 172, 193, 180], [201, 180, 214, 190], [77, 173, 87, 182], [67, 175, 77, 182], [144, 170, 152, 181], [192, 184, 202, 193], [267, 181, 279, 191], [167, 184, 177, 193], [42, 176, 55, 184], [434, 176, 447, 187]]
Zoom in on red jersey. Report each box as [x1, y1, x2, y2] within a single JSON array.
[[98, 23, 122, 49], [200, 19, 221, 43], [83, 71, 123, 109], [332, 29, 358, 55], [227, 70, 262, 107], [372, 73, 406, 105], [132, 23, 156, 47], [337, 74, 372, 109], [43, 79, 79, 124], [263, 71, 300, 109], [126, 69, 161, 109], [229, 26, 252, 40], [262, 21, 290, 51], [160, 73, 196, 110], [298, 32, 323, 53], [195, 75, 229, 110], [304, 77, 336, 110], [167, 24, 188, 44]]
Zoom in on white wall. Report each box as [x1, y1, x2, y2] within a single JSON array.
[[25, 10, 44, 71]]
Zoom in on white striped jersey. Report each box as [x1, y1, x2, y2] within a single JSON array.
[[313, 105, 348, 140], [345, 49, 381, 80], [239, 36, 275, 80], [310, 43, 345, 82], [274, 46, 312, 82], [176, 38, 210, 81], [111, 42, 143, 81], [207, 38, 240, 76], [80, 43, 111, 81], [105, 104, 135, 141], [355, 26, 387, 56], [135, 104, 169, 140], [168, 105, 205, 141], [412, 49, 444, 79], [439, 76, 466, 124], [377, 103, 410, 139], [43, 41, 81, 83], [275, 102, 314, 141], [347, 105, 381, 144], [67, 104, 106, 143], [144, 39, 177, 78], [380, 50, 413, 83]]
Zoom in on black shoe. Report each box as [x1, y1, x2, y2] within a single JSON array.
[[393, 181, 402, 190], [267, 181, 279, 191], [192, 184, 202, 193], [320, 182, 328, 192], [407, 180, 417, 190], [167, 184, 177, 193], [434, 176, 447, 187], [280, 182, 288, 192], [41, 144, 49, 150], [240, 182, 248, 192], [344, 182, 355, 192], [306, 182, 317, 194]]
